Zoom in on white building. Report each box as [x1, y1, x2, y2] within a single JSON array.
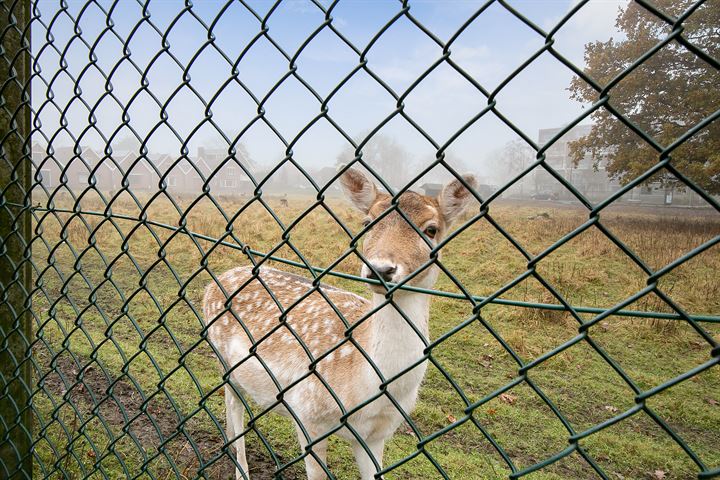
[[533, 125, 710, 207]]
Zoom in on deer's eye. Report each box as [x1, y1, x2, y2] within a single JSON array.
[[362, 218, 371, 228], [424, 225, 438, 239]]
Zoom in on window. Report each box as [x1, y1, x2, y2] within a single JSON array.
[[548, 142, 566, 157], [129, 173, 145, 188], [228, 166, 236, 177], [224, 178, 237, 188], [40, 169, 52, 187]]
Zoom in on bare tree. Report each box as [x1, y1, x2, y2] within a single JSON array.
[[113, 135, 142, 153], [494, 139, 535, 195], [336, 134, 415, 190], [498, 139, 533, 176], [202, 132, 256, 171], [412, 150, 475, 186]]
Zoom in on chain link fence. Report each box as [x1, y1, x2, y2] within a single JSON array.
[[1, 0, 719, 478]]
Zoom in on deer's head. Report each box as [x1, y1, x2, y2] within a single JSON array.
[[340, 167, 478, 292]]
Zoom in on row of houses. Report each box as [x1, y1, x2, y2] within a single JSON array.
[[31, 144, 262, 196], [31, 144, 351, 198]]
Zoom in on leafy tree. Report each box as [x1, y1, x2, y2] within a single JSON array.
[[568, 0, 719, 193]]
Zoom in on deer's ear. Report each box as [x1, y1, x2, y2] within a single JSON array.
[[438, 174, 478, 225], [339, 167, 378, 213]]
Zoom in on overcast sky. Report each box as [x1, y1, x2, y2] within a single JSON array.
[[32, 0, 628, 182]]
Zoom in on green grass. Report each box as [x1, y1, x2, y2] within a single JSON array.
[[28, 192, 720, 479]]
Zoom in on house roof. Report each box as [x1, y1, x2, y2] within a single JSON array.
[[31, 144, 256, 179]]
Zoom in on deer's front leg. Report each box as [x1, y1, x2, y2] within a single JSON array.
[[352, 438, 385, 480]]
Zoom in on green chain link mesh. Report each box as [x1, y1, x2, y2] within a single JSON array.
[[1, 0, 719, 479]]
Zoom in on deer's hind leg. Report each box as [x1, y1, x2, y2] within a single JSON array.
[[225, 384, 250, 479]]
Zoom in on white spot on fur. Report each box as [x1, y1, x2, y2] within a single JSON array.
[[228, 337, 247, 360]]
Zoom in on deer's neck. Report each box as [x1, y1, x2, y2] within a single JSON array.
[[369, 292, 430, 378]]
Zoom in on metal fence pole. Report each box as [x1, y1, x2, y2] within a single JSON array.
[[0, 1, 33, 478]]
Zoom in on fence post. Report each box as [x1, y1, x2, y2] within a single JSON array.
[[0, 1, 33, 479]]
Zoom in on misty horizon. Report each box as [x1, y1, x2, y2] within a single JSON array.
[[30, 0, 629, 187]]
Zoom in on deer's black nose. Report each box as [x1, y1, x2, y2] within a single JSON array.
[[367, 263, 397, 282]]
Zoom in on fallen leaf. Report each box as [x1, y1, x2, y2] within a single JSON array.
[[447, 414, 457, 423], [480, 354, 494, 368], [499, 393, 517, 405], [604, 405, 619, 414], [707, 398, 718, 406], [652, 469, 666, 479], [486, 408, 497, 416], [613, 472, 625, 479], [87, 451, 96, 458]]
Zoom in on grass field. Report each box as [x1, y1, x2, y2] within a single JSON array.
[[29, 191, 720, 479]]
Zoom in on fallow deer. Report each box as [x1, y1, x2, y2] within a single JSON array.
[[202, 167, 477, 479]]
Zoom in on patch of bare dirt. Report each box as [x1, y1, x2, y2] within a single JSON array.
[[39, 353, 300, 479]]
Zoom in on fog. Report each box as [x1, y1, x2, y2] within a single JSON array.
[[31, 0, 628, 190]]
